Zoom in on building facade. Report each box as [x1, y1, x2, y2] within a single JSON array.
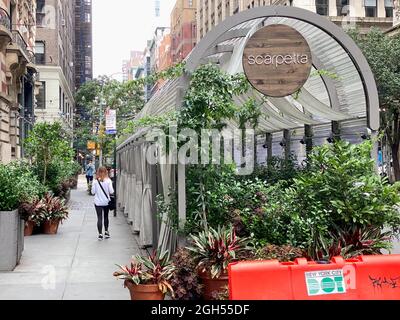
[[74, 0, 92, 89], [171, 0, 197, 64], [35, 0, 75, 136], [0, 0, 37, 163], [122, 51, 145, 82], [197, 0, 395, 40]]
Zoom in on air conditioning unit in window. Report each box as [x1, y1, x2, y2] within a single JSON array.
[[61, 19, 66, 26]]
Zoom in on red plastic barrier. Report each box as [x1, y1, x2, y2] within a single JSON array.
[[228, 255, 400, 300]]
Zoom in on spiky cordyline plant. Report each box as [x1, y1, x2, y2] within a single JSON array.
[[41, 193, 69, 221], [187, 225, 251, 279], [20, 197, 46, 226], [114, 250, 176, 297]]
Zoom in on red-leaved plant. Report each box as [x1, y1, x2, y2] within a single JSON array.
[[187, 226, 251, 279], [114, 250, 175, 297]]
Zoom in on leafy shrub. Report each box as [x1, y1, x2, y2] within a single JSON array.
[[170, 248, 203, 301], [0, 161, 47, 211], [262, 141, 400, 260]]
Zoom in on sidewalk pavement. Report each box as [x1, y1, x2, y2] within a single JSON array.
[[0, 176, 143, 300]]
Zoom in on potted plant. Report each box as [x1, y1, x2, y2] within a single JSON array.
[[41, 194, 69, 235], [0, 162, 44, 271], [114, 250, 175, 300], [187, 226, 251, 300], [19, 198, 46, 236]]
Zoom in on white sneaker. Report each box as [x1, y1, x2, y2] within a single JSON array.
[[105, 231, 110, 239], [98, 234, 104, 241]]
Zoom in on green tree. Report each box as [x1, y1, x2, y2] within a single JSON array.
[[24, 122, 74, 185], [349, 28, 400, 181]]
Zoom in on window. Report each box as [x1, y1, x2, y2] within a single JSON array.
[[35, 41, 45, 64], [36, 81, 46, 109], [85, 13, 91, 23], [364, 0, 377, 17], [316, 0, 329, 16], [385, 0, 394, 17], [337, 0, 349, 16]]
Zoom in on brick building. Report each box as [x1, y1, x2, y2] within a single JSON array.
[[171, 0, 197, 63], [0, 0, 37, 163]]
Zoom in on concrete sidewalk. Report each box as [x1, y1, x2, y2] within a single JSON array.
[[0, 176, 142, 300]]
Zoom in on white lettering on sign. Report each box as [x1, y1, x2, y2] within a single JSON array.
[[247, 54, 309, 67]]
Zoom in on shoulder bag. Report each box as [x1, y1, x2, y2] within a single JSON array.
[[97, 179, 116, 211]]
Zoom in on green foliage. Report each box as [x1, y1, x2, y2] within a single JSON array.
[[349, 27, 400, 180], [0, 161, 47, 211], [76, 63, 186, 154], [24, 122, 75, 186], [260, 141, 400, 259], [187, 225, 251, 279], [178, 64, 250, 132]]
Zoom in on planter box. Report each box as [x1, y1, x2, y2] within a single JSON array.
[[0, 210, 24, 271]]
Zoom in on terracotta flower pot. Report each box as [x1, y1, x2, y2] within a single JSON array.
[[199, 270, 229, 300], [24, 221, 35, 237], [42, 219, 60, 235], [124, 280, 165, 301]]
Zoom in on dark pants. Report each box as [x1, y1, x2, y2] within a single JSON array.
[[95, 205, 109, 234], [86, 175, 94, 184]]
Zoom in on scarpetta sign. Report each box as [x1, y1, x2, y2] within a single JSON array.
[[243, 24, 313, 98]]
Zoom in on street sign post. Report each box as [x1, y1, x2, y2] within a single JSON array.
[[105, 109, 117, 135]]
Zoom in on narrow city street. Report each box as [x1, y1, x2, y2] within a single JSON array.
[[0, 176, 142, 300]]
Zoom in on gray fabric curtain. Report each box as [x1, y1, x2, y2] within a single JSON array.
[[140, 143, 153, 247], [127, 148, 136, 224], [133, 145, 143, 233], [157, 150, 177, 254]]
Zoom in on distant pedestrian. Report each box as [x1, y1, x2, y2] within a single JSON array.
[[91, 167, 114, 241], [85, 160, 95, 189]]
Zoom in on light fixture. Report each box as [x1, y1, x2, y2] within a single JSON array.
[[300, 138, 306, 145], [280, 141, 286, 147], [327, 137, 334, 144]]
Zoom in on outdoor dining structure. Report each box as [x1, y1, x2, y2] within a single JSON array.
[[116, 6, 380, 254]]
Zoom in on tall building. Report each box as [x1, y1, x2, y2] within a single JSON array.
[[197, 0, 395, 40], [122, 51, 145, 82], [147, 26, 171, 96], [0, 0, 37, 163], [34, 0, 75, 136], [171, 0, 197, 64], [74, 0, 92, 89]]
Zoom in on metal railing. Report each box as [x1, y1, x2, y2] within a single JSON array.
[[0, 8, 11, 31], [11, 30, 34, 63]]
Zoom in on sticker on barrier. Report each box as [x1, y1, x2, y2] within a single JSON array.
[[305, 270, 346, 296]]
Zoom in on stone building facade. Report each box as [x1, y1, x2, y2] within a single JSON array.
[[197, 0, 395, 40], [34, 0, 75, 136], [0, 0, 37, 163]]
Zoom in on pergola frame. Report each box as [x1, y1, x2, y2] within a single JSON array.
[[117, 6, 381, 251]]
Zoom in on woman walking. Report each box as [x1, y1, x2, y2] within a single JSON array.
[[91, 167, 114, 241]]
